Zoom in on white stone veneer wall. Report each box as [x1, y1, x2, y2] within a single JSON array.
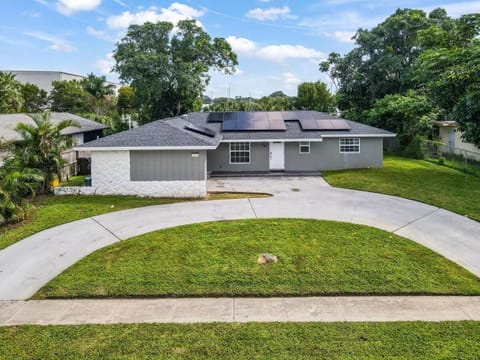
[[91, 150, 206, 198]]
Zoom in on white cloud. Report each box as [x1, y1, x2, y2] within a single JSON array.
[[226, 36, 325, 62], [299, 11, 381, 31], [56, 0, 102, 15], [106, 3, 206, 29], [324, 30, 356, 43], [86, 26, 117, 42], [423, 1, 480, 18], [23, 31, 77, 52], [95, 52, 115, 75], [226, 36, 256, 55], [257, 45, 326, 62], [245, 6, 297, 21], [283, 72, 301, 89]]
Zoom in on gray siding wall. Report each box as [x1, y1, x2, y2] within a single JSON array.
[[130, 150, 206, 181], [207, 142, 269, 172], [285, 138, 383, 171]]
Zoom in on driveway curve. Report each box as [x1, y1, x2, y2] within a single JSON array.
[[0, 177, 478, 300]]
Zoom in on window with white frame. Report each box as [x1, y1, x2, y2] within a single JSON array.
[[339, 138, 360, 153], [299, 141, 310, 154], [230, 142, 250, 164]]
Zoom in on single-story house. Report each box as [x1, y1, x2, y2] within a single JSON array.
[[0, 112, 108, 174], [434, 121, 480, 161], [77, 111, 395, 198]]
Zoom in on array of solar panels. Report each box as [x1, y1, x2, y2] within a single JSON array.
[[207, 111, 351, 132], [184, 124, 216, 138]]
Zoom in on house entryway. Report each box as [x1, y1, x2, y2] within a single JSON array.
[[269, 142, 285, 170]]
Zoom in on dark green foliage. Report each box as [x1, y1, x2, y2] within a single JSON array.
[[116, 86, 135, 114], [402, 135, 425, 159], [21, 83, 48, 113], [113, 20, 238, 124], [363, 91, 438, 147], [0, 71, 24, 113], [0, 160, 43, 225], [12, 112, 78, 194], [36, 219, 480, 298], [320, 9, 431, 117], [296, 81, 334, 111], [415, 43, 480, 146], [321, 8, 480, 149], [49, 80, 90, 113], [81, 73, 116, 115]]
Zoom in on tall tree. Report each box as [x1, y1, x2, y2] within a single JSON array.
[[13, 112, 78, 194], [21, 83, 48, 113], [0, 72, 24, 113], [296, 82, 334, 112], [113, 19, 238, 124], [49, 80, 90, 113], [414, 14, 480, 146], [320, 9, 431, 119], [82, 73, 116, 115]]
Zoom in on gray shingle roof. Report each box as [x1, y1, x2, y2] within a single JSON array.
[[77, 116, 220, 148], [79, 111, 395, 149], [0, 112, 108, 141]]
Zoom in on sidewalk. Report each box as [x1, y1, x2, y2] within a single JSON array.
[[1, 297, 479, 326]]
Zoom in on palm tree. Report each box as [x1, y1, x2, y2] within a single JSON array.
[[82, 73, 116, 115], [0, 72, 24, 113], [0, 164, 43, 225], [13, 111, 78, 194]]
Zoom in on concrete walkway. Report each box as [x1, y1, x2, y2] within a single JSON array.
[[1, 297, 479, 325], [0, 177, 479, 301]]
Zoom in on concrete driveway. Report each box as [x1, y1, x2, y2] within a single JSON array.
[[0, 176, 479, 300]]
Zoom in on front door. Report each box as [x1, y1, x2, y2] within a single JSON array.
[[269, 142, 285, 170]]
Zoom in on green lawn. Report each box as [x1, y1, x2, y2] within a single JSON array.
[[323, 155, 480, 221], [0, 193, 269, 251], [35, 219, 480, 298], [1, 322, 479, 359], [59, 175, 87, 187]]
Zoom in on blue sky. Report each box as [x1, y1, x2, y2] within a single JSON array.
[[1, 1, 479, 98]]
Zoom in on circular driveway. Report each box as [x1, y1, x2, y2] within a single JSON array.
[[0, 176, 479, 300]]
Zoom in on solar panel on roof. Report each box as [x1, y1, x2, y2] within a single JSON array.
[[207, 112, 224, 122], [220, 111, 287, 131], [316, 119, 335, 130], [282, 111, 298, 120], [331, 119, 351, 130], [184, 124, 216, 138]]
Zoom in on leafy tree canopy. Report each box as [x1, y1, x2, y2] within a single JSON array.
[[49, 80, 90, 113], [21, 83, 48, 113], [296, 82, 334, 112], [113, 19, 238, 124], [0, 72, 24, 113]]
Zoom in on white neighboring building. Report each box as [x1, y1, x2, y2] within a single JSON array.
[[435, 121, 480, 161], [5, 70, 85, 93], [3, 70, 119, 93]]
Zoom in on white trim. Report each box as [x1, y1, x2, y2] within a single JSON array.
[[299, 141, 310, 154], [339, 138, 360, 154], [229, 142, 251, 165], [322, 134, 396, 138], [221, 138, 323, 143], [75, 146, 217, 151]]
